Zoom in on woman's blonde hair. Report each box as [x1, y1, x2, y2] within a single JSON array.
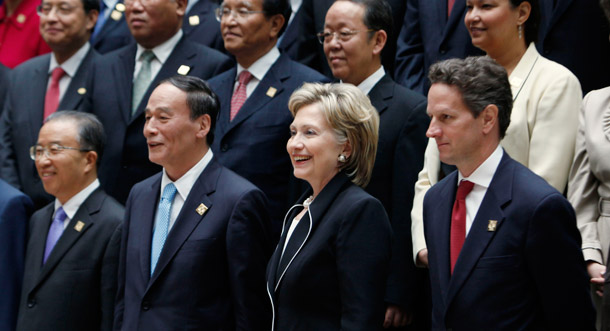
[[288, 83, 379, 187]]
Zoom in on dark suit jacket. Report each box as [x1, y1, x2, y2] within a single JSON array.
[[423, 152, 595, 330], [82, 37, 232, 204], [0, 48, 99, 209], [16, 188, 123, 331], [0, 63, 9, 115], [208, 53, 326, 236], [0, 179, 33, 331], [266, 173, 392, 330], [91, 1, 134, 54], [394, 0, 484, 94], [182, 0, 226, 54], [115, 158, 271, 330], [537, 0, 610, 94], [366, 74, 428, 311]]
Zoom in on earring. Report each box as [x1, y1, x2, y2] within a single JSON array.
[[518, 24, 523, 39], [338, 154, 346, 163]]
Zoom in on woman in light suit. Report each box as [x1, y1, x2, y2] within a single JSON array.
[[266, 83, 392, 330], [411, 0, 582, 267]]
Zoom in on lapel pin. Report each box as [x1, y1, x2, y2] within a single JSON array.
[[189, 15, 200, 26], [487, 220, 498, 232], [196, 203, 208, 216], [266, 87, 277, 98], [74, 220, 85, 232], [111, 10, 122, 21], [17, 14, 26, 23], [115, 3, 126, 11], [177, 65, 191, 75], [77, 87, 87, 95]]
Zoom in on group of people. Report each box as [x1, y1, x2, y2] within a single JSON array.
[[0, 0, 610, 329]]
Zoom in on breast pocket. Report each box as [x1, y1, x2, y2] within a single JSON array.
[[475, 255, 520, 270], [180, 238, 217, 253]]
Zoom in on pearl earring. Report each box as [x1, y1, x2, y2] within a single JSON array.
[[518, 24, 523, 39], [338, 154, 346, 163]]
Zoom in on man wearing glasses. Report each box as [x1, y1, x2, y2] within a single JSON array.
[[0, 0, 100, 209], [82, 0, 232, 204], [208, 0, 326, 238], [16, 111, 123, 331]]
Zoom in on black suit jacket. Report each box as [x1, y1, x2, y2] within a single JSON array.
[[0, 63, 9, 115], [366, 74, 428, 311], [115, 158, 271, 330], [424, 152, 595, 330], [82, 37, 232, 204], [266, 173, 393, 330], [537, 0, 610, 94], [90, 1, 134, 54], [16, 188, 123, 331], [182, 0, 226, 54], [0, 48, 100, 209]]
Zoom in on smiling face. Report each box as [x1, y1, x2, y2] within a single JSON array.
[[35, 119, 96, 204], [144, 83, 209, 181], [323, 1, 382, 85], [39, 0, 97, 57], [287, 103, 347, 195], [125, 0, 185, 49], [464, 0, 523, 53]]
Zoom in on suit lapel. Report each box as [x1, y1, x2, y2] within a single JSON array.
[[441, 0, 466, 44], [146, 160, 220, 288], [26, 205, 55, 281], [115, 43, 137, 124], [546, 0, 573, 32], [212, 67, 237, 141], [368, 74, 393, 116], [58, 48, 96, 110], [27, 56, 51, 145], [444, 153, 514, 312], [134, 175, 161, 282], [92, 2, 126, 46]]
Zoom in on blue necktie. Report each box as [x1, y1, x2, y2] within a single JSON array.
[[150, 183, 177, 276], [43, 207, 67, 264], [91, 0, 107, 41]]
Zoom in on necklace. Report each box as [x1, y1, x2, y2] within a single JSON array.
[[303, 195, 314, 208]]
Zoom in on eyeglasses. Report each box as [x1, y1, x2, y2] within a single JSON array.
[[215, 6, 265, 22], [36, 3, 78, 17], [316, 29, 377, 44], [30, 143, 90, 160]]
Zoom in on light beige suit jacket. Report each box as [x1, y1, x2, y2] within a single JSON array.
[[411, 44, 582, 261], [568, 87, 610, 265]]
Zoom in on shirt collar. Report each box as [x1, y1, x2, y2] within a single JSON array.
[[356, 65, 385, 95], [136, 29, 183, 65], [236, 46, 280, 82], [54, 178, 100, 219], [49, 42, 90, 77], [161, 149, 213, 202], [458, 145, 503, 189], [102, 0, 120, 12]]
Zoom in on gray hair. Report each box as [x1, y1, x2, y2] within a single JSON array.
[[45, 111, 105, 167]]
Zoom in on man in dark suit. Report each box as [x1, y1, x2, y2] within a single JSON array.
[[322, 0, 428, 329], [115, 76, 271, 330], [17, 111, 123, 331], [0, 0, 100, 209], [83, 0, 232, 204], [208, 0, 325, 237], [90, 0, 133, 54], [537, 0, 610, 94], [394, 0, 483, 95], [423, 56, 595, 330], [182, 0, 225, 53], [0, 179, 32, 331]]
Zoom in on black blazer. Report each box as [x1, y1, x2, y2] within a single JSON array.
[[0, 48, 100, 209], [182, 0, 226, 54], [16, 188, 123, 331], [0, 63, 9, 115], [366, 74, 428, 311], [82, 37, 232, 204], [115, 159, 272, 330], [266, 173, 393, 330], [90, 0, 134, 54]]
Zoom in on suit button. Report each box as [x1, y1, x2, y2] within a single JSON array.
[[142, 301, 150, 311], [27, 299, 36, 308], [221, 144, 228, 152]]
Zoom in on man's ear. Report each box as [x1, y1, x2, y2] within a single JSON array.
[[83, 150, 98, 174], [269, 13, 286, 39], [196, 114, 212, 139], [372, 29, 387, 56], [480, 104, 498, 136]]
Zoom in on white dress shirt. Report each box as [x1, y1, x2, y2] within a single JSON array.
[[158, 149, 213, 231], [48, 42, 91, 102], [457, 145, 503, 236], [356, 65, 385, 95], [134, 30, 183, 82], [53, 179, 101, 229], [235, 46, 280, 98]]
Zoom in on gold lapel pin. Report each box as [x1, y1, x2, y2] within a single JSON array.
[[487, 220, 498, 232], [111, 10, 122, 21], [17, 14, 26, 23], [177, 65, 191, 75], [196, 203, 208, 216], [77, 87, 87, 95], [115, 3, 126, 11], [266, 87, 277, 98], [74, 220, 85, 232], [189, 15, 200, 26]]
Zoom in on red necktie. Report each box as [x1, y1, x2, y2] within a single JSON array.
[[450, 180, 474, 273], [43, 67, 66, 120], [230, 70, 253, 121], [448, 0, 456, 17]]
